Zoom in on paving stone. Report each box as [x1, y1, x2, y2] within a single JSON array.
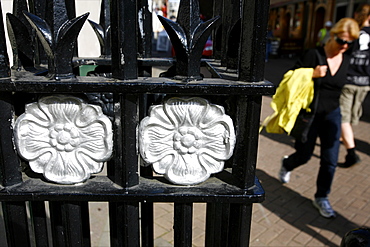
[[292, 231, 314, 246], [154, 238, 173, 247]]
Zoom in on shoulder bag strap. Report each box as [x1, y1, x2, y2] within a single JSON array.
[[310, 49, 324, 113]]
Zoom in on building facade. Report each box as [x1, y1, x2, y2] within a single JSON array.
[[269, 0, 370, 56]]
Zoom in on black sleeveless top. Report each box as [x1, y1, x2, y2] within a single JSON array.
[[291, 47, 351, 114]]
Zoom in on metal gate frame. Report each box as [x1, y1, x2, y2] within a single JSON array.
[[0, 0, 274, 246]]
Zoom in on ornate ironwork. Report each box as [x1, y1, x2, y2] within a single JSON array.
[[85, 92, 114, 120], [6, 0, 35, 71], [158, 0, 220, 81], [23, 0, 89, 80], [88, 0, 111, 57], [0, 1, 10, 77], [0, 0, 273, 246], [14, 95, 113, 184], [139, 97, 236, 185]]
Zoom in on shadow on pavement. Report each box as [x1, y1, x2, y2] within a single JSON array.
[[355, 138, 370, 156], [256, 169, 359, 246]]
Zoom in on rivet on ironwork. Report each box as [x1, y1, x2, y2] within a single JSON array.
[[88, 0, 111, 58], [23, 0, 89, 80], [157, 0, 220, 82]]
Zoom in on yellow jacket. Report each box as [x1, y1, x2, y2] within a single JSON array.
[[261, 68, 315, 134]]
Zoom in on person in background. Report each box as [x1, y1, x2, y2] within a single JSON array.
[[279, 18, 360, 218], [339, 3, 370, 168], [266, 25, 274, 62], [161, 2, 167, 18], [317, 21, 333, 47]]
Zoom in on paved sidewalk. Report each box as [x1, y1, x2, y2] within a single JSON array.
[[151, 57, 370, 246], [149, 94, 370, 247], [2, 58, 367, 247]]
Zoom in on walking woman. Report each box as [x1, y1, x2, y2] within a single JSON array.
[[279, 18, 360, 218]]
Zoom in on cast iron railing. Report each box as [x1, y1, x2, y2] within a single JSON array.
[[0, 0, 274, 246]]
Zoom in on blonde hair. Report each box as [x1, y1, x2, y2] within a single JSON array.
[[330, 18, 360, 39], [354, 4, 370, 28]]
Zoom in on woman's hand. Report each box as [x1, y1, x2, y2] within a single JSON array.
[[312, 65, 328, 78]]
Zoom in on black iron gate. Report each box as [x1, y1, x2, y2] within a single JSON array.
[[0, 0, 274, 246]]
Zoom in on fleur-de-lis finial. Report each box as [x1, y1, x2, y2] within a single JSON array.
[[23, 0, 89, 80], [6, 0, 35, 71], [0, 2, 10, 78], [88, 0, 111, 57], [158, 0, 220, 81]]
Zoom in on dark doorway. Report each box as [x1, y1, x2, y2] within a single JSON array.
[[314, 7, 325, 45]]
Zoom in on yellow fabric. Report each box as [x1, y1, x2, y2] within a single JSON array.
[[261, 68, 315, 134]]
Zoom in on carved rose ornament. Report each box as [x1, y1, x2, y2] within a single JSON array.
[[14, 95, 113, 184], [139, 97, 236, 185]]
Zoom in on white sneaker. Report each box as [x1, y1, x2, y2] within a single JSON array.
[[313, 197, 336, 218], [279, 156, 290, 183]]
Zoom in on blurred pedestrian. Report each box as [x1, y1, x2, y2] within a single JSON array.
[[339, 3, 370, 168], [279, 18, 360, 218], [317, 21, 333, 47], [266, 25, 274, 62]]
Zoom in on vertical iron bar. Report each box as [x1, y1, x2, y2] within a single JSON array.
[[28, 0, 48, 65], [109, 202, 140, 247], [174, 203, 193, 247], [0, 93, 21, 186], [109, 93, 140, 246], [62, 202, 90, 247], [2, 202, 31, 247], [0, 6, 28, 244], [228, 204, 253, 247], [138, 0, 152, 77], [232, 95, 262, 189], [139, 94, 154, 247], [64, 0, 76, 20], [29, 201, 49, 247], [140, 159, 154, 247], [238, 0, 270, 82], [230, 2, 268, 247], [110, 0, 138, 79], [225, 0, 241, 70], [109, 94, 139, 187], [138, 0, 152, 58], [28, 0, 47, 21], [120, 93, 139, 187], [212, 0, 223, 59], [49, 202, 66, 247], [0, 9, 28, 238], [220, 0, 232, 66], [140, 201, 154, 247], [49, 201, 90, 247], [205, 203, 230, 247]]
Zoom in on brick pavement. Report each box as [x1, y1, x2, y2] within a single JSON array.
[[89, 58, 370, 246], [150, 58, 370, 246], [252, 95, 370, 246], [1, 58, 368, 247], [147, 93, 370, 247]]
